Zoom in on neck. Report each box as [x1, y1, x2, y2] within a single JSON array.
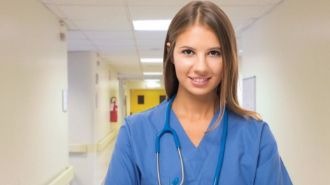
[[172, 91, 218, 119]]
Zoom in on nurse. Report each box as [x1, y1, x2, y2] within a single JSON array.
[[105, 1, 292, 185]]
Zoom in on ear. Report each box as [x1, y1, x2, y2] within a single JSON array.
[[166, 42, 175, 64], [166, 42, 171, 54]]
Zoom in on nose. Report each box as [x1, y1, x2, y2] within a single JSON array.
[[193, 54, 208, 75]]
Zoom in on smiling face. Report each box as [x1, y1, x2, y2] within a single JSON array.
[[172, 24, 223, 99]]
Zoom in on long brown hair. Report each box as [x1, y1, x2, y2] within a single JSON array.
[[163, 1, 261, 121]]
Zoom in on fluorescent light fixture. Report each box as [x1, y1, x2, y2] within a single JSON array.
[[145, 79, 161, 88], [141, 58, 163, 63], [143, 72, 163, 76], [145, 79, 160, 82], [133, 20, 171, 31]]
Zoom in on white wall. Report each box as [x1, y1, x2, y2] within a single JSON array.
[[0, 0, 68, 185], [240, 0, 330, 184], [68, 52, 96, 145], [95, 55, 120, 184], [68, 51, 119, 185]]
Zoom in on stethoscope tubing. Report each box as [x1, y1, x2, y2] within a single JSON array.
[[156, 148, 184, 185], [213, 109, 228, 185], [155, 96, 228, 185]]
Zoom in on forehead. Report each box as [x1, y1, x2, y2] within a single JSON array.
[[175, 24, 221, 47]]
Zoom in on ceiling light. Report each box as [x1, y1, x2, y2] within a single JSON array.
[[145, 79, 161, 88], [143, 72, 163, 76], [141, 58, 163, 63], [133, 20, 171, 31]]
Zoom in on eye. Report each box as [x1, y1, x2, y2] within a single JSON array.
[[182, 49, 195, 56], [208, 50, 222, 57]]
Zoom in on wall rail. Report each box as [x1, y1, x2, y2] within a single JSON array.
[[47, 166, 74, 185]]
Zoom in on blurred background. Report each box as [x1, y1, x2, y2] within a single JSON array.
[[0, 0, 329, 184]]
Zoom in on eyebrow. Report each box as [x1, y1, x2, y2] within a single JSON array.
[[178, 46, 222, 50], [208, 47, 222, 51]]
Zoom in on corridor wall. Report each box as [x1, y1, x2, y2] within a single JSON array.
[[0, 0, 69, 184], [239, 0, 330, 184], [68, 51, 120, 185]]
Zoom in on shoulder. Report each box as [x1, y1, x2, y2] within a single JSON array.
[[115, 101, 169, 164], [226, 109, 279, 161], [123, 100, 168, 133], [227, 109, 271, 143], [228, 109, 266, 131]]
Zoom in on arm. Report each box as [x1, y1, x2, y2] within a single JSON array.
[[254, 123, 293, 185], [104, 122, 140, 185]]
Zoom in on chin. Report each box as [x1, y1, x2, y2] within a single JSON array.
[[187, 89, 217, 98]]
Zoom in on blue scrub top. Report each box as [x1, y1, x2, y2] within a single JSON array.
[[105, 100, 293, 185]]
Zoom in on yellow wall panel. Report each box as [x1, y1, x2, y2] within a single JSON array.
[[130, 89, 166, 114]]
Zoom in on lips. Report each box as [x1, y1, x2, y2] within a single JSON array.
[[189, 76, 211, 86]]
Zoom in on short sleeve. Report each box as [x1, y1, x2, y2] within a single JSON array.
[[254, 123, 293, 185], [104, 121, 140, 185]]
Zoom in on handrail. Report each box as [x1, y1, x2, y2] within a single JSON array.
[[69, 124, 120, 154], [47, 166, 74, 185]]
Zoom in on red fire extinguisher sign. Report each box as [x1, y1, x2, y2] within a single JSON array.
[[110, 97, 118, 122]]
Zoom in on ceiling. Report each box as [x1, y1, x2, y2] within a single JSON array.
[[40, 0, 284, 79]]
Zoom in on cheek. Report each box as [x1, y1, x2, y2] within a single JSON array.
[[210, 59, 223, 75], [173, 55, 190, 72], [211, 63, 224, 83], [173, 62, 186, 78]]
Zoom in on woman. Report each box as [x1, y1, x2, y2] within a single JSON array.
[[105, 1, 292, 184]]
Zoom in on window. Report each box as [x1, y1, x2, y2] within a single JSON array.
[[137, 95, 144, 104]]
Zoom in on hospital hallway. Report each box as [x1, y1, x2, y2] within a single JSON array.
[[1, 0, 330, 185]]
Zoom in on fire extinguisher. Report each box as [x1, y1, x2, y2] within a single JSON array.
[[110, 97, 118, 122]]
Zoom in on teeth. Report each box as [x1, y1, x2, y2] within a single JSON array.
[[192, 77, 208, 82]]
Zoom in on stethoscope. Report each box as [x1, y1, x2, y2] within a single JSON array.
[[155, 96, 229, 185]]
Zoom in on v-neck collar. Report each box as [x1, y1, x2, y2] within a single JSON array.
[[170, 109, 221, 150], [169, 110, 224, 181]]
